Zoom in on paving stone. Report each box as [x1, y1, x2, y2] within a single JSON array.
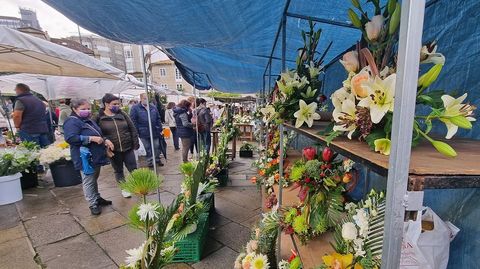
[[109, 195, 140, 218], [215, 187, 261, 210], [214, 196, 259, 223], [210, 222, 251, 252], [16, 189, 66, 220], [202, 236, 224, 258], [240, 213, 261, 229], [192, 246, 238, 269], [208, 212, 232, 229], [94, 225, 145, 266], [79, 211, 127, 235], [0, 224, 27, 244], [24, 214, 83, 247], [97, 186, 124, 199], [0, 237, 38, 269], [164, 263, 192, 269], [37, 233, 116, 269], [64, 195, 115, 218], [146, 191, 177, 206], [0, 203, 20, 230], [50, 184, 84, 200]]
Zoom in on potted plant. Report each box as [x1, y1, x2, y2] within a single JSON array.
[[17, 141, 40, 189], [0, 148, 38, 205], [239, 142, 254, 158], [39, 141, 82, 187]]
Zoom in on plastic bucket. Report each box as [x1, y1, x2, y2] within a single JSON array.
[[50, 160, 82, 187], [0, 173, 23, 205], [21, 169, 38, 189]]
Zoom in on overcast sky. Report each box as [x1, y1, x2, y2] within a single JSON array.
[[0, 0, 93, 38]]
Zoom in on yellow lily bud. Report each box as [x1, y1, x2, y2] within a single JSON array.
[[418, 64, 443, 89], [348, 9, 362, 28], [431, 140, 457, 157], [449, 115, 473, 129], [389, 3, 401, 35]]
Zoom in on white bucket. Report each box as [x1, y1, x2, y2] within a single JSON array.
[[0, 173, 23, 205]]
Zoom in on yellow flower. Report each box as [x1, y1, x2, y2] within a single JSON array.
[[57, 141, 69, 149], [251, 254, 269, 269], [439, 93, 476, 139], [374, 138, 391, 155], [358, 73, 396, 124], [322, 252, 354, 269]]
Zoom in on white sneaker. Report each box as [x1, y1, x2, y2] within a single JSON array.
[[121, 190, 132, 198]]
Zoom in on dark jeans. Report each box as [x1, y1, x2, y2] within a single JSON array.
[[110, 149, 137, 182], [190, 132, 198, 154], [18, 130, 50, 148], [199, 131, 211, 153], [170, 127, 180, 150], [140, 137, 161, 165]]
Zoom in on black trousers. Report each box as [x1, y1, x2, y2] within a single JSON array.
[[109, 149, 137, 182]]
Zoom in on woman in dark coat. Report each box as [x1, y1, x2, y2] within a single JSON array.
[[173, 100, 194, 162], [63, 98, 114, 215], [96, 94, 139, 198]]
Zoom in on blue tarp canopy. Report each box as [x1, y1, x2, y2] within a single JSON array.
[[42, 0, 364, 93]]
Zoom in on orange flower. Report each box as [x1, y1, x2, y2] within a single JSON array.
[[343, 173, 352, 183], [274, 173, 280, 182], [259, 170, 265, 176], [250, 176, 257, 184], [266, 163, 272, 169]]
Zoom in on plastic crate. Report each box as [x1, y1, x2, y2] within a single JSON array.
[[172, 213, 209, 263]]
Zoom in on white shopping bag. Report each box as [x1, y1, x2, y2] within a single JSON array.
[[400, 207, 459, 269], [135, 138, 146, 157]]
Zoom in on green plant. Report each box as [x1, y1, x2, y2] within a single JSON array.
[[240, 142, 255, 151], [121, 168, 162, 198], [0, 149, 39, 176]]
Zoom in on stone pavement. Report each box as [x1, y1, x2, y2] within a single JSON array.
[[0, 143, 261, 269]]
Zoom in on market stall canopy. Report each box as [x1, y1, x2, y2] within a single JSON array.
[[0, 26, 124, 79], [42, 0, 366, 93], [0, 74, 135, 100], [213, 95, 256, 103]]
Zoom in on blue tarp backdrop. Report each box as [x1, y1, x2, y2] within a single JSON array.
[[43, 0, 479, 268]]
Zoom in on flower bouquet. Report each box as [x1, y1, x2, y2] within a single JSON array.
[[329, 0, 476, 157], [38, 141, 71, 166], [320, 190, 385, 269], [263, 21, 328, 128], [0, 147, 39, 177], [235, 114, 254, 124], [280, 147, 354, 243]]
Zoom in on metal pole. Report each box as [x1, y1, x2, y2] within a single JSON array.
[[140, 45, 160, 202], [381, 1, 425, 268], [77, 24, 83, 45], [192, 72, 200, 159]]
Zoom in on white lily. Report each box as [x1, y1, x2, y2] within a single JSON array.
[[365, 15, 385, 41], [439, 93, 476, 139], [293, 100, 321, 128], [276, 71, 308, 96], [333, 99, 357, 139], [420, 43, 445, 65], [137, 203, 160, 222], [340, 51, 359, 73], [342, 71, 355, 90], [331, 87, 355, 109], [308, 61, 321, 78], [358, 73, 396, 124], [260, 105, 276, 122]]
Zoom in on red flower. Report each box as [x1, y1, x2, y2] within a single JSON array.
[[303, 147, 317, 160], [319, 94, 327, 102], [288, 250, 298, 262], [304, 177, 311, 183], [284, 225, 294, 235], [322, 147, 334, 162]]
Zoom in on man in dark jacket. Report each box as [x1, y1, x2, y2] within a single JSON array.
[[173, 100, 194, 162], [130, 93, 164, 167], [12, 83, 50, 147], [196, 98, 213, 153]]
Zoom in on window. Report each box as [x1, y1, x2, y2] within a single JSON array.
[[126, 62, 134, 72], [176, 84, 183, 90], [125, 49, 133, 58], [175, 68, 182, 80], [159, 68, 166, 76], [161, 84, 168, 88]]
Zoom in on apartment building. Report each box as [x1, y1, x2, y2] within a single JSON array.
[[68, 35, 126, 71]]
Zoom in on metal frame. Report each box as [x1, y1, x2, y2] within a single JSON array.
[[264, 0, 429, 267]]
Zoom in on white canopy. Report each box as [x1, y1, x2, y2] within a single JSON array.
[[0, 74, 135, 100], [0, 26, 124, 79]]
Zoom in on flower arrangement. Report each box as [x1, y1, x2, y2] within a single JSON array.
[[0, 147, 39, 177], [240, 142, 255, 151], [329, 0, 476, 157], [278, 250, 302, 269], [280, 147, 355, 243], [119, 168, 179, 269], [234, 209, 280, 269], [235, 114, 254, 124], [320, 190, 386, 269], [267, 21, 329, 128], [38, 140, 71, 165]]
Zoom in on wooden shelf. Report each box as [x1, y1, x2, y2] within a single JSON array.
[[284, 122, 480, 190]]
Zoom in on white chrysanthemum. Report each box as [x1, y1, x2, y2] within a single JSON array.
[[125, 242, 145, 268], [353, 238, 366, 257], [353, 209, 369, 238], [137, 203, 160, 222], [242, 253, 255, 269], [251, 253, 270, 269], [234, 253, 246, 269], [341, 222, 358, 241], [278, 260, 290, 269]]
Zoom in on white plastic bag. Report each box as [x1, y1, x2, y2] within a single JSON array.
[[400, 207, 459, 269], [135, 138, 146, 157]]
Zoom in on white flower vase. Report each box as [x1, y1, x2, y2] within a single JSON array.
[[0, 173, 23, 205]]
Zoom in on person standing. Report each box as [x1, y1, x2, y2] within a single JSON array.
[[96, 94, 139, 198], [196, 99, 213, 153], [64, 98, 114, 215], [12, 83, 50, 147], [58, 99, 72, 133], [130, 93, 164, 167], [174, 100, 194, 162], [44, 101, 58, 145], [165, 102, 180, 150]]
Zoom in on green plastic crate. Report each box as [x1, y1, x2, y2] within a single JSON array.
[[172, 213, 209, 263]]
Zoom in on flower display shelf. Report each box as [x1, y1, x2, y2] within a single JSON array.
[[172, 213, 209, 263], [283, 123, 480, 191]]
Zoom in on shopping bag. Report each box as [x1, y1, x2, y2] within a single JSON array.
[[163, 127, 171, 139], [135, 138, 146, 157], [400, 207, 459, 269]]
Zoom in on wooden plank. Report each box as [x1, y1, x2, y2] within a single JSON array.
[[285, 123, 480, 179]]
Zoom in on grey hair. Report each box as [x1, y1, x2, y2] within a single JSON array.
[[70, 98, 89, 110]]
